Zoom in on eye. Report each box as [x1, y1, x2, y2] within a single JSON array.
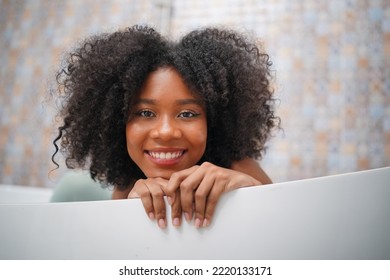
[[135, 109, 155, 118], [178, 111, 200, 119]]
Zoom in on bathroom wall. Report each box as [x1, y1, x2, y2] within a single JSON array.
[[1, 0, 389, 187]]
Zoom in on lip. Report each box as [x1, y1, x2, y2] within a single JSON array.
[[145, 148, 187, 166]]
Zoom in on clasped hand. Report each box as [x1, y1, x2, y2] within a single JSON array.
[[128, 162, 260, 229]]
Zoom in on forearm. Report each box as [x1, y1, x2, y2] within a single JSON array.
[[231, 157, 272, 185], [112, 187, 131, 199]]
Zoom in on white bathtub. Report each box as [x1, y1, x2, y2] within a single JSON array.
[[0, 185, 53, 204], [0, 167, 389, 259]]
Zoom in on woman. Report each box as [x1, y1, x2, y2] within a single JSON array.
[[52, 25, 279, 229]]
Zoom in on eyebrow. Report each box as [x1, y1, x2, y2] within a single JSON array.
[[136, 98, 204, 106]]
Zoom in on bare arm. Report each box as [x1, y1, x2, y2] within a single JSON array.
[[112, 187, 131, 199], [113, 158, 270, 200], [230, 157, 272, 185], [113, 157, 271, 228]]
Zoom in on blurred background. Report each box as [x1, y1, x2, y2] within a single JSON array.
[[1, 0, 389, 189]]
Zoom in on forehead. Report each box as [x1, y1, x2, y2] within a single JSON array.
[[138, 67, 201, 101]]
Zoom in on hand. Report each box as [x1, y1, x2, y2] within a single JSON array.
[[128, 177, 182, 229], [163, 162, 260, 228]]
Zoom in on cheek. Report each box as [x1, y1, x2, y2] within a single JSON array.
[[125, 124, 143, 155], [196, 129, 207, 148], [188, 122, 207, 154]]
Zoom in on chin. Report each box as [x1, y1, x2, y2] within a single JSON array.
[[145, 170, 176, 180]]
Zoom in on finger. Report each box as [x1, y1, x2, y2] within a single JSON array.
[[165, 166, 199, 205], [147, 182, 167, 229], [130, 181, 155, 220], [192, 174, 216, 228], [202, 180, 226, 227], [178, 172, 205, 222], [171, 189, 182, 227]]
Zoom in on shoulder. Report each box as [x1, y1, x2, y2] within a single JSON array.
[[112, 187, 131, 199], [230, 157, 272, 184]]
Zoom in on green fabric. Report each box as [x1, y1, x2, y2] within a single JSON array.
[[50, 172, 112, 202]]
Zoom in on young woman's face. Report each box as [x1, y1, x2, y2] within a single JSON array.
[[126, 68, 207, 179]]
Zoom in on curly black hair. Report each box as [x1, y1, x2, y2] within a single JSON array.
[[52, 25, 279, 190]]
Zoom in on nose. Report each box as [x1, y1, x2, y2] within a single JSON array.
[[150, 115, 182, 140]]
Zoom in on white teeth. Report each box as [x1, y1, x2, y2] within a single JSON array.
[[149, 151, 183, 159]]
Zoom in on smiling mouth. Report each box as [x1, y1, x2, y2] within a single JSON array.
[[146, 150, 185, 160]]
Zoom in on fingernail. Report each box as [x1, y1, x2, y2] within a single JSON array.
[[167, 196, 173, 205], [148, 212, 155, 220], [194, 218, 202, 228], [184, 212, 192, 222], [173, 217, 180, 227], [158, 219, 166, 229], [203, 219, 210, 227]]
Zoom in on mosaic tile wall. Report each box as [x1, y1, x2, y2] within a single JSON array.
[[0, 0, 389, 187]]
